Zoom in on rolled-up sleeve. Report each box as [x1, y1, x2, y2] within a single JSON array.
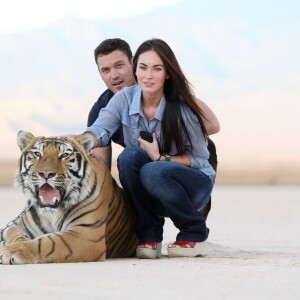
[[180, 105, 216, 181], [180, 105, 210, 168], [86, 91, 125, 146], [186, 138, 210, 169]]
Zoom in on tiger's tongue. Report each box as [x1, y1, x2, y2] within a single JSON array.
[[39, 184, 61, 205]]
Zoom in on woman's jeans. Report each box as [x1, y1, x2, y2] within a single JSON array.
[[117, 147, 213, 243]]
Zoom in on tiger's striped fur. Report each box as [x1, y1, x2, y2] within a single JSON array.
[[0, 131, 138, 264]]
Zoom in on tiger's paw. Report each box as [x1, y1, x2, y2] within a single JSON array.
[[0, 243, 39, 265]]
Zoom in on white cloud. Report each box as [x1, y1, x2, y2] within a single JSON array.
[[0, 0, 182, 33]]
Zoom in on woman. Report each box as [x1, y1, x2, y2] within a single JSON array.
[[86, 38, 219, 259]]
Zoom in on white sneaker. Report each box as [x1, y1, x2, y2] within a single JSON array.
[[168, 240, 208, 257], [136, 241, 162, 259]]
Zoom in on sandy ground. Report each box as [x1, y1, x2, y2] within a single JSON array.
[[0, 185, 299, 299]]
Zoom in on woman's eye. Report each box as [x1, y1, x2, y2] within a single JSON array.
[[60, 153, 70, 159], [32, 151, 41, 158]]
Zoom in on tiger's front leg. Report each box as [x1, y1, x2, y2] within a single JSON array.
[[0, 240, 39, 264], [0, 225, 35, 264], [1, 224, 30, 248], [0, 230, 106, 264]]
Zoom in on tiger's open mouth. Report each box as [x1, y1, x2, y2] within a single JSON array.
[[38, 183, 61, 208]]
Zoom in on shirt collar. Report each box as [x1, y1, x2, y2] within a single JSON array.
[[129, 85, 166, 121], [155, 95, 166, 121], [129, 86, 142, 116]]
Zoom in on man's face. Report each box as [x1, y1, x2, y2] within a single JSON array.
[[96, 50, 136, 94]]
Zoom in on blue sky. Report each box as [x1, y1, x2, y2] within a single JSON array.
[[0, 0, 299, 171]]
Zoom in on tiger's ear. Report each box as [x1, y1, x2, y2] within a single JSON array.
[[17, 131, 35, 151], [75, 132, 95, 153]]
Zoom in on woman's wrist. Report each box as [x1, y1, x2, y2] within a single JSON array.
[[153, 153, 172, 161], [164, 154, 171, 161]]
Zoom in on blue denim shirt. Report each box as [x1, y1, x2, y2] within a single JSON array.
[[87, 89, 124, 147], [86, 85, 215, 181]]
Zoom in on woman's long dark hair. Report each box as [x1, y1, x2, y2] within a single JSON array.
[[133, 38, 207, 155]]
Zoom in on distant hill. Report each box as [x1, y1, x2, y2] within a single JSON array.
[[0, 0, 223, 159], [1, 0, 299, 179], [1, 157, 300, 186]]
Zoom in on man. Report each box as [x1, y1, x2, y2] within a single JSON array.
[[87, 39, 136, 168], [87, 38, 219, 219]]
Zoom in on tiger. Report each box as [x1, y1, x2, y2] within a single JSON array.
[[0, 131, 138, 264]]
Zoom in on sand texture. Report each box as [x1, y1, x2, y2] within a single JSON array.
[[0, 185, 299, 299]]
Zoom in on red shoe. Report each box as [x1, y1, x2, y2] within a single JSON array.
[[136, 241, 162, 259], [168, 240, 208, 257]]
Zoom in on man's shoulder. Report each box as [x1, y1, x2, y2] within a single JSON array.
[[87, 89, 114, 126], [96, 89, 114, 106]]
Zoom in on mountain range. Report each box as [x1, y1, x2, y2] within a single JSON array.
[[0, 0, 299, 183]]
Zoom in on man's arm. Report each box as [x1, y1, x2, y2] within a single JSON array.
[[196, 98, 220, 135]]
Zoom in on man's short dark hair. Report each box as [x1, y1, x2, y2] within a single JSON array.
[[94, 38, 132, 63]]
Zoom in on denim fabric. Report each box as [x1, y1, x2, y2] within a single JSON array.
[[86, 85, 215, 180], [117, 147, 213, 243], [87, 89, 124, 147]]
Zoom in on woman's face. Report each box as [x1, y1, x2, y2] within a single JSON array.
[[135, 50, 169, 96]]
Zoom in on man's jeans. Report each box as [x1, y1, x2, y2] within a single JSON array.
[[117, 147, 213, 243]]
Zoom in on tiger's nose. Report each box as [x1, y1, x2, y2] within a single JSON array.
[[39, 170, 56, 179]]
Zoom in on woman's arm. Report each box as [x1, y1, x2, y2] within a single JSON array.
[[139, 134, 192, 166], [86, 92, 124, 147], [196, 98, 220, 135], [159, 153, 191, 166]]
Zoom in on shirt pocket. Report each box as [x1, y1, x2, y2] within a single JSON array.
[[122, 119, 140, 148]]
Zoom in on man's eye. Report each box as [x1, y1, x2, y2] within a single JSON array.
[[32, 151, 41, 158]]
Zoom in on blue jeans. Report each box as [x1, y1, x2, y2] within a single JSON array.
[[117, 147, 213, 243]]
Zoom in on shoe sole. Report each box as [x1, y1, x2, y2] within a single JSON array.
[[168, 241, 208, 258], [136, 242, 162, 259]]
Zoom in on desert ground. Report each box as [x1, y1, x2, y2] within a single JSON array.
[[0, 185, 299, 299]]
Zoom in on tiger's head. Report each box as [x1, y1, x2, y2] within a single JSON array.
[[15, 131, 96, 211]]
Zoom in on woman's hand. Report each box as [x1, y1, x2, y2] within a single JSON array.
[[138, 133, 160, 161]]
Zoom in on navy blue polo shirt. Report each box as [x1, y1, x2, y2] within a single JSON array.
[[87, 89, 125, 147]]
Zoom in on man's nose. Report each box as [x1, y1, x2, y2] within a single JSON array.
[[111, 68, 119, 78]]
